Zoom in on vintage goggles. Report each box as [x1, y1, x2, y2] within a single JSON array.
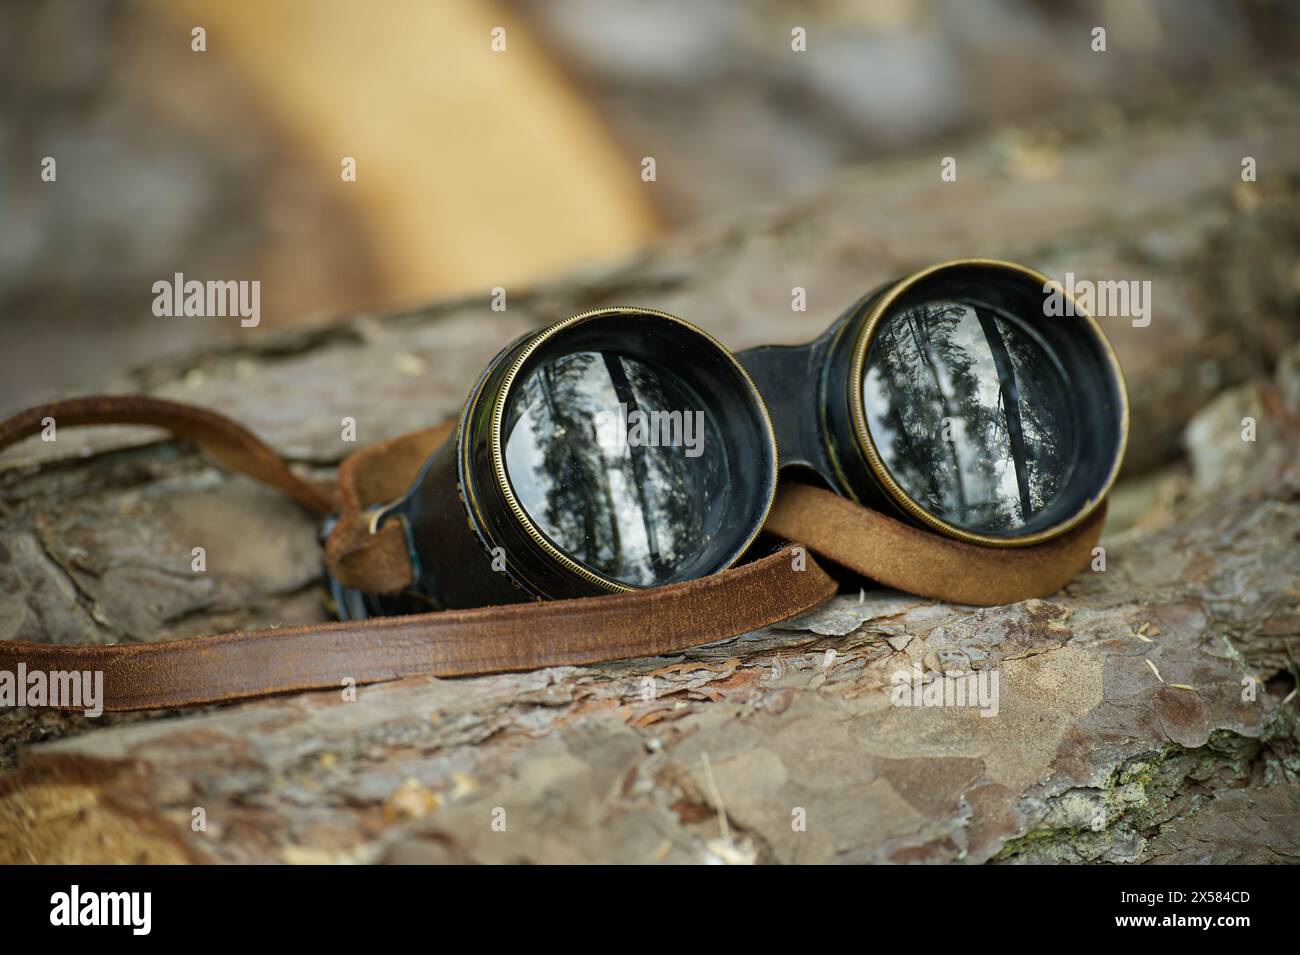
[[333, 258, 1128, 619]]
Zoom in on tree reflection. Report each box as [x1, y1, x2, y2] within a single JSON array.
[[503, 351, 721, 586], [863, 301, 1072, 534]]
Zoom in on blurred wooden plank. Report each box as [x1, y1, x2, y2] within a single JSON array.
[[6, 69, 1297, 475], [152, 0, 661, 300]]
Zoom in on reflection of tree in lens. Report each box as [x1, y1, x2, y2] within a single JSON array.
[[863, 301, 1074, 535], [503, 351, 723, 586]]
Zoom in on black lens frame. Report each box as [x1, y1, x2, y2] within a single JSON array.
[[337, 307, 779, 616], [738, 259, 1129, 547]]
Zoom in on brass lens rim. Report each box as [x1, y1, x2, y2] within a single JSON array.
[[847, 258, 1130, 548], [478, 306, 780, 594]]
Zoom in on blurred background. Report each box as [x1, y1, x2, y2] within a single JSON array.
[[2, 0, 1299, 412]]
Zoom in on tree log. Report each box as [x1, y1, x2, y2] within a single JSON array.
[[1, 70, 1298, 864]]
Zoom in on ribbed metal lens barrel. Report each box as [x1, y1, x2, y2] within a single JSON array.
[[741, 259, 1128, 547], [392, 307, 779, 609]]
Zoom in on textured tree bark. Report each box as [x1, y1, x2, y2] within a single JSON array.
[[0, 71, 1297, 864]]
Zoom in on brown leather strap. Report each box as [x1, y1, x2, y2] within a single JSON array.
[[0, 395, 335, 516], [324, 423, 451, 593], [765, 483, 1104, 606], [0, 394, 418, 594], [0, 394, 1102, 711], [0, 395, 836, 710], [0, 544, 833, 711]]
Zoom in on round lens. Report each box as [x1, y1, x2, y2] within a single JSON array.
[[864, 301, 1074, 534], [855, 263, 1125, 542], [496, 311, 775, 589]]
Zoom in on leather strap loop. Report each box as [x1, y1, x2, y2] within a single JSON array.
[[323, 423, 453, 594], [0, 395, 335, 516], [765, 483, 1104, 606], [0, 394, 419, 594]]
